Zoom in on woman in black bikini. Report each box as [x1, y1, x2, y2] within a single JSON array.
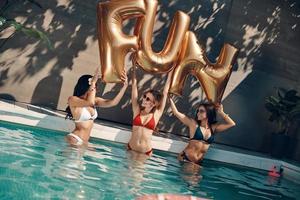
[[169, 97, 236, 165]]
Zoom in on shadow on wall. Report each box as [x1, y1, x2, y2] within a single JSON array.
[[0, 94, 16, 101], [31, 72, 63, 108], [0, 0, 100, 109], [99, 0, 235, 133], [227, 0, 300, 76], [1, 0, 300, 157], [99, 0, 300, 155], [215, 0, 300, 155]]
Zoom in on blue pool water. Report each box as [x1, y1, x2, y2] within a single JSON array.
[[0, 121, 299, 200]]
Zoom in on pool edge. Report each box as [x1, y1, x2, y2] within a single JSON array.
[[1, 99, 299, 183]]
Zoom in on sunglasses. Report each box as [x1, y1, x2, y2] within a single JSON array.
[[197, 108, 206, 113], [143, 94, 153, 102]]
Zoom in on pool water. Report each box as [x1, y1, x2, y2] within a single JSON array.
[[0, 121, 299, 200]]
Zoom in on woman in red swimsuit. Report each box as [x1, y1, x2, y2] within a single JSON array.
[[128, 67, 173, 156]]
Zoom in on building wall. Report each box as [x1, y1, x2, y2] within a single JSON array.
[[0, 0, 299, 160]]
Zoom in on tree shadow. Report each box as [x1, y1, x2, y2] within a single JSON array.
[[102, 0, 300, 156], [98, 0, 232, 138], [31, 72, 62, 108], [217, 0, 300, 154], [0, 0, 100, 109], [0, 94, 15, 101], [1, 0, 300, 158]]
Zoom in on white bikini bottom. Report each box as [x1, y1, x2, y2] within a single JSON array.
[[67, 133, 84, 145]]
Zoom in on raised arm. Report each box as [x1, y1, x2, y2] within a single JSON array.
[[214, 104, 236, 133], [68, 68, 99, 107], [169, 97, 194, 127], [131, 66, 139, 115], [156, 71, 173, 116], [95, 70, 128, 108]]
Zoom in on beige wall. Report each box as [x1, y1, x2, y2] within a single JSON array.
[[0, 0, 299, 160]]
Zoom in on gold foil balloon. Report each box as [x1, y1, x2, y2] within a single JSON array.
[[133, 0, 190, 73], [97, 0, 239, 102], [97, 0, 145, 82], [169, 31, 239, 105]]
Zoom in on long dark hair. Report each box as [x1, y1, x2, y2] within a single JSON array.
[[194, 102, 217, 132], [141, 89, 162, 113], [65, 75, 93, 119]]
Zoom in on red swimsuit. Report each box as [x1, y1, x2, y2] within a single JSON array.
[[129, 113, 156, 156], [132, 113, 156, 131]]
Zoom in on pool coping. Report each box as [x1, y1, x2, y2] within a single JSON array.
[[0, 99, 299, 183]]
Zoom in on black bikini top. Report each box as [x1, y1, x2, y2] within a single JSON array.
[[190, 126, 214, 144]]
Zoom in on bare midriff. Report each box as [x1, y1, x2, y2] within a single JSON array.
[[183, 140, 210, 163], [67, 120, 94, 144], [129, 126, 153, 153]]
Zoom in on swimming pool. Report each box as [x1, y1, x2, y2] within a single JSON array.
[[0, 121, 299, 200]]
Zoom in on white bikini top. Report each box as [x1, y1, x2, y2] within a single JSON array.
[[74, 107, 98, 123]]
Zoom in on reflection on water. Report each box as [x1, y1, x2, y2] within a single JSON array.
[[126, 151, 149, 195], [0, 123, 300, 200], [180, 162, 203, 188], [59, 146, 87, 179]]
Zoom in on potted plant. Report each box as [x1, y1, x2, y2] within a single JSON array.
[[265, 88, 300, 158]]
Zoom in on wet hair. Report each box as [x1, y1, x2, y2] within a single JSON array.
[[65, 75, 94, 119], [194, 102, 217, 131], [141, 89, 162, 113]]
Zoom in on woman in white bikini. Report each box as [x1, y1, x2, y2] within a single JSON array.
[[65, 68, 128, 145]]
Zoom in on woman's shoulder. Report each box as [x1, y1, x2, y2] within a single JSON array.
[[68, 96, 79, 101], [68, 96, 82, 105], [188, 119, 198, 128], [68, 96, 84, 108], [211, 123, 219, 133]]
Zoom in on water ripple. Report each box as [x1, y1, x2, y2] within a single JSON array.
[[0, 124, 299, 200]]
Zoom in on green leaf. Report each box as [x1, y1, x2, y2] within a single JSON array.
[[290, 105, 300, 119], [0, 1, 51, 50], [4, 20, 53, 49], [22, 27, 53, 49], [0, 16, 6, 27], [285, 89, 297, 99], [266, 88, 300, 133], [269, 95, 280, 103], [10, 20, 22, 31], [41, 34, 53, 49], [21, 27, 41, 38], [265, 102, 275, 111], [266, 97, 280, 110], [280, 99, 296, 107], [269, 113, 279, 122], [277, 88, 285, 99], [278, 88, 287, 96]]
